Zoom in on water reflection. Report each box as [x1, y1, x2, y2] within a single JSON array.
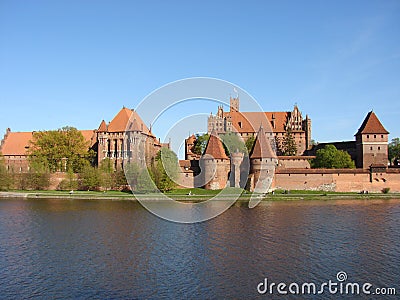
[[0, 198, 399, 298]]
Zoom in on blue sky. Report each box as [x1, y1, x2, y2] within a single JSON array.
[[1, 0, 399, 152]]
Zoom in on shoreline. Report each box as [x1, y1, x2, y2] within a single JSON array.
[[1, 191, 400, 202]]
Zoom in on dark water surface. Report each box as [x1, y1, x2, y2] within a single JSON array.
[[0, 198, 399, 299]]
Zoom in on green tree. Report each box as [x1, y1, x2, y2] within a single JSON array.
[[220, 132, 247, 156], [99, 158, 114, 190], [388, 138, 400, 165], [124, 162, 141, 190], [152, 147, 179, 192], [192, 133, 209, 155], [20, 162, 50, 190], [245, 135, 255, 154], [28, 127, 91, 173], [311, 145, 355, 169], [282, 128, 297, 156], [79, 165, 101, 191], [58, 170, 78, 190], [0, 155, 12, 191], [137, 167, 156, 192]]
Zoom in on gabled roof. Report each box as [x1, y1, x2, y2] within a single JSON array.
[[98, 120, 107, 132], [187, 134, 196, 144], [107, 107, 151, 134], [225, 111, 288, 133], [80, 130, 97, 147], [0, 130, 96, 156], [0, 132, 33, 155], [250, 125, 277, 159], [203, 130, 228, 159], [355, 111, 389, 135], [108, 107, 133, 132]]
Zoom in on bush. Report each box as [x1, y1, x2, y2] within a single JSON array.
[[58, 172, 78, 191], [19, 172, 50, 190], [382, 187, 390, 194], [79, 165, 101, 191]]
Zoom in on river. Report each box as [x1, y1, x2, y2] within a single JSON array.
[[0, 198, 399, 299]]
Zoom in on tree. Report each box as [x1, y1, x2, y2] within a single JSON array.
[[58, 170, 78, 191], [124, 162, 141, 191], [99, 158, 114, 191], [152, 147, 180, 192], [192, 133, 209, 155], [282, 128, 297, 156], [137, 167, 156, 192], [245, 135, 255, 154], [79, 165, 101, 191], [220, 132, 247, 156], [311, 145, 355, 169], [0, 155, 12, 191], [389, 138, 400, 165], [28, 127, 91, 173], [21, 162, 50, 190]]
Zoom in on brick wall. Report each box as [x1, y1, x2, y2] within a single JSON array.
[[274, 169, 400, 192]]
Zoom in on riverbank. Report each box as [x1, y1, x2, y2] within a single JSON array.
[[1, 190, 400, 202]]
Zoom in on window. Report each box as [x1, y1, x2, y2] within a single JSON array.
[[374, 135, 376, 138], [367, 135, 369, 138], [378, 147, 381, 150], [381, 135, 384, 138], [238, 121, 242, 128], [370, 146, 373, 150]]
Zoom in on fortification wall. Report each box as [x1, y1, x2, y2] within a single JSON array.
[[274, 169, 400, 193]]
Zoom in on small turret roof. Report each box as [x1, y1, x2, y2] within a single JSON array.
[[250, 125, 277, 159], [355, 111, 389, 135], [98, 120, 107, 132], [203, 130, 228, 159]]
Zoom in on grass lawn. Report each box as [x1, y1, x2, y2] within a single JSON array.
[[2, 188, 399, 201]]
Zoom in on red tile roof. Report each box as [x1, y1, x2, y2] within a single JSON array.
[[1, 130, 96, 156], [98, 120, 107, 132], [203, 130, 228, 159], [108, 107, 151, 134], [250, 125, 277, 159], [0, 132, 33, 156], [225, 111, 288, 133], [356, 111, 389, 135]]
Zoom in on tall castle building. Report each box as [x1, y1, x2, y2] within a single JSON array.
[[207, 97, 312, 155], [0, 107, 165, 172], [96, 107, 166, 169]]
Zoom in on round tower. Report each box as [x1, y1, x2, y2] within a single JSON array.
[[201, 130, 230, 190], [230, 150, 244, 188], [249, 125, 278, 193]]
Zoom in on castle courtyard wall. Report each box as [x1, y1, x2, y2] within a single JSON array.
[[274, 169, 400, 193]]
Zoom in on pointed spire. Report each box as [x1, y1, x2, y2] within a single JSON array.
[[98, 120, 107, 132], [250, 125, 277, 159], [203, 130, 228, 159], [356, 111, 389, 135]]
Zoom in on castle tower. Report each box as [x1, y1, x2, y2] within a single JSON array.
[[355, 111, 389, 169], [304, 114, 312, 150], [230, 150, 244, 188], [201, 130, 230, 190], [185, 134, 197, 160], [249, 125, 278, 193], [97, 120, 108, 165], [230, 96, 239, 112]]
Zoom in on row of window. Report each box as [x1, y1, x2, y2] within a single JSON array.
[[366, 134, 384, 139]]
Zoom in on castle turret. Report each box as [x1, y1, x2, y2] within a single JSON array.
[[201, 130, 230, 190], [355, 111, 389, 169], [230, 96, 239, 112], [249, 125, 278, 193], [230, 150, 244, 188]]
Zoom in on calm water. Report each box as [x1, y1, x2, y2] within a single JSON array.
[[0, 198, 399, 299]]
